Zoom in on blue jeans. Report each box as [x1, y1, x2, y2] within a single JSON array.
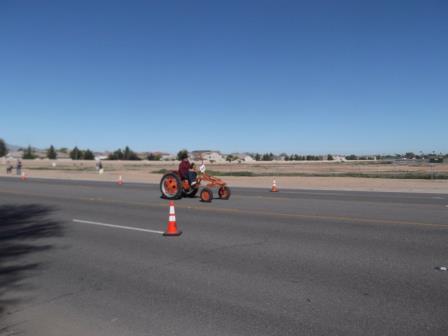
[[186, 171, 197, 185]]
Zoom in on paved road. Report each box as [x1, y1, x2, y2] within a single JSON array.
[[1, 177, 447, 335]]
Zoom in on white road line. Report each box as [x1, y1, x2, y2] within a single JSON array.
[[72, 219, 164, 235]]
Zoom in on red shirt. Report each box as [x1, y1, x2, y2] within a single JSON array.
[[178, 160, 190, 179]]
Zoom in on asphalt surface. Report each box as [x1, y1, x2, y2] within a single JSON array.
[[0, 176, 447, 336]]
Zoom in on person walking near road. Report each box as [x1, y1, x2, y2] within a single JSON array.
[[16, 159, 22, 176]]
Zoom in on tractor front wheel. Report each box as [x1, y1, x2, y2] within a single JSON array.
[[218, 186, 231, 200], [160, 173, 182, 200], [200, 188, 213, 203]]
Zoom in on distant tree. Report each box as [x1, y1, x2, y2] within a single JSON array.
[[47, 145, 57, 159], [226, 154, 236, 163], [261, 153, 274, 161], [124, 146, 131, 160], [22, 145, 36, 159], [284, 154, 290, 161], [70, 146, 82, 160], [108, 149, 123, 160], [129, 152, 141, 160], [0, 138, 7, 157], [122, 146, 140, 160], [346, 154, 358, 160], [405, 152, 415, 159], [292, 154, 305, 161], [177, 149, 189, 161], [327, 154, 334, 161], [254, 153, 261, 161], [83, 149, 95, 160], [147, 153, 161, 161], [59, 147, 68, 153]]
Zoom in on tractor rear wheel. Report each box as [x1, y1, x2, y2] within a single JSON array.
[[218, 186, 231, 200], [200, 188, 213, 203], [160, 173, 182, 200]]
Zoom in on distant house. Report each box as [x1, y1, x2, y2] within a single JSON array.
[[5, 151, 21, 159], [191, 150, 225, 163], [241, 155, 255, 163], [94, 153, 108, 160], [228, 153, 256, 163], [332, 155, 347, 162], [57, 151, 70, 159], [159, 153, 176, 161], [34, 150, 47, 159]]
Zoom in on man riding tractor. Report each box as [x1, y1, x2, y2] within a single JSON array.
[[159, 153, 231, 203], [178, 153, 197, 189]]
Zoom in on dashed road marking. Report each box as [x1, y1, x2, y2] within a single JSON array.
[[72, 219, 164, 235], [435, 266, 448, 271]]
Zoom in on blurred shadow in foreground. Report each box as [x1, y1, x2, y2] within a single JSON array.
[[0, 204, 63, 317]]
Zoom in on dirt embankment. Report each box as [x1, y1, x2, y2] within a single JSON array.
[[1, 159, 447, 194]]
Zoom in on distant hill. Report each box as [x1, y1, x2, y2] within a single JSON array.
[[6, 143, 21, 151], [6, 143, 45, 152]]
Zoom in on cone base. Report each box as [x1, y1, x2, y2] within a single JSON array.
[[163, 230, 182, 237]]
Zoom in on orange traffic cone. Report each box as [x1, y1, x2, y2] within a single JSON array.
[[20, 172, 27, 181], [271, 178, 278, 192], [163, 200, 182, 236], [117, 175, 123, 185]]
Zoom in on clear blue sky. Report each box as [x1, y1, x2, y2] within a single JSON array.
[[1, 0, 447, 154]]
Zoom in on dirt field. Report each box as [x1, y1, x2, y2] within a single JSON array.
[[1, 159, 448, 193]]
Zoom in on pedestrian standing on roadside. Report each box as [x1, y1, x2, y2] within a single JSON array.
[[16, 159, 22, 176], [98, 160, 103, 174]]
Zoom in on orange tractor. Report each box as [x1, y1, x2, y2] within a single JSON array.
[[160, 164, 231, 202]]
